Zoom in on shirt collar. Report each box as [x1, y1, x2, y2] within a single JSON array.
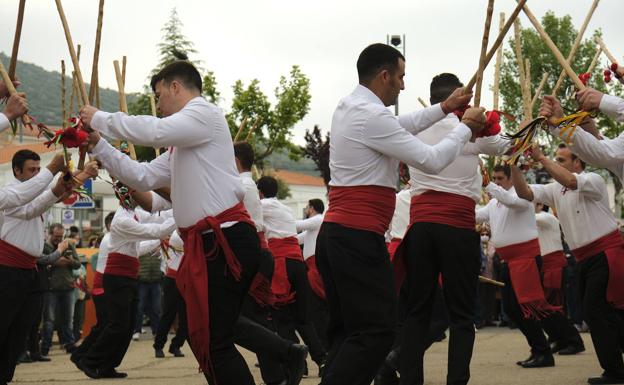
[[240, 171, 252, 179], [353, 84, 385, 106]]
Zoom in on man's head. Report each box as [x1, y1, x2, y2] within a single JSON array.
[[305, 198, 324, 218], [150, 61, 202, 117], [233, 141, 254, 173], [12, 149, 40, 181], [104, 211, 115, 232], [357, 43, 405, 107], [492, 164, 512, 190], [113, 181, 137, 210], [257, 176, 278, 199], [430, 73, 463, 105], [555, 143, 585, 173], [48, 223, 64, 247]]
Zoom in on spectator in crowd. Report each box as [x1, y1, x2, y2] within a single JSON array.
[[133, 243, 163, 340]]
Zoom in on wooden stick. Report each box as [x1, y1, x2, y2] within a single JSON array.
[[530, 72, 549, 110], [466, 0, 528, 91], [520, 1, 586, 90], [55, 0, 90, 106], [233, 117, 248, 142], [493, 12, 505, 111], [245, 117, 262, 141], [479, 275, 505, 287], [587, 47, 602, 74], [69, 71, 78, 113], [61, 60, 66, 128], [551, 0, 600, 96], [113, 60, 137, 160], [9, 0, 26, 79], [95, 77, 100, 108], [474, 0, 495, 108], [525, 58, 532, 104], [417, 97, 429, 108], [122, 56, 127, 86], [149, 94, 160, 156], [89, 0, 104, 104], [595, 37, 618, 65], [513, 19, 531, 120], [0, 61, 17, 95]]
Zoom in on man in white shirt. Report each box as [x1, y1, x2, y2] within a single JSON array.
[[316, 43, 485, 385], [80, 61, 267, 384], [0, 150, 76, 385], [0, 80, 28, 134], [512, 143, 624, 385]]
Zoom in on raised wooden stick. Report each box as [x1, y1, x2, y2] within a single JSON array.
[[69, 45, 81, 113], [55, 0, 90, 106], [479, 275, 505, 287], [113, 60, 137, 160], [245, 117, 262, 141], [525, 59, 532, 107], [587, 47, 602, 74], [493, 12, 505, 111], [551, 0, 600, 96], [9, 0, 26, 79], [595, 37, 618, 65], [122, 56, 127, 86], [0, 61, 18, 96], [474, 0, 495, 108], [530, 72, 549, 110], [520, 2, 585, 90], [514, 19, 531, 120], [89, 0, 104, 105], [233, 117, 248, 142], [149, 94, 160, 156], [417, 97, 429, 108], [466, 0, 528, 91], [61, 60, 66, 128]]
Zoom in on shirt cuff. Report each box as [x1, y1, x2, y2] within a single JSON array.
[[91, 136, 112, 158], [599, 94, 622, 117], [0, 113, 10, 133], [37, 167, 54, 183], [91, 111, 113, 137], [430, 103, 447, 120], [453, 122, 472, 142], [42, 189, 60, 206]]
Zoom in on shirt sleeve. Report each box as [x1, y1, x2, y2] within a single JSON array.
[[0, 168, 54, 210], [38, 249, 61, 265], [90, 99, 215, 148], [485, 183, 530, 209], [0, 113, 9, 133], [138, 239, 161, 256], [114, 216, 177, 243], [3, 189, 58, 220], [475, 203, 490, 224], [575, 172, 605, 201], [599, 94, 624, 123], [150, 192, 173, 212], [397, 104, 447, 135], [297, 231, 305, 245], [529, 183, 556, 207], [464, 135, 511, 156], [295, 215, 323, 232], [559, 126, 624, 167], [91, 138, 171, 192], [364, 109, 472, 174]]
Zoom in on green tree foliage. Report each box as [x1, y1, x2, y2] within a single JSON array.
[[302, 125, 330, 189], [153, 8, 200, 76]]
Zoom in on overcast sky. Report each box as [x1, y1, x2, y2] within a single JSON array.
[[1, 0, 622, 145]]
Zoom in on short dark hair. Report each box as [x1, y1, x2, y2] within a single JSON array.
[[257, 176, 278, 198], [493, 164, 511, 179], [308, 199, 324, 214], [48, 223, 64, 235], [150, 60, 202, 93], [233, 141, 255, 171], [104, 212, 115, 231], [558, 143, 586, 169], [12, 149, 40, 176], [430, 73, 463, 105], [357, 43, 405, 85]]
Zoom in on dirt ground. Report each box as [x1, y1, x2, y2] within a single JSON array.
[[13, 327, 602, 385]]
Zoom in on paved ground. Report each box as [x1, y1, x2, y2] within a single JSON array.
[[13, 327, 602, 385]]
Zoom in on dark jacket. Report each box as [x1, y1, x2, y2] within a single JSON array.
[[44, 242, 81, 291], [138, 249, 163, 283]]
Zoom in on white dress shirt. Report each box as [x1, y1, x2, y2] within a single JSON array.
[[0, 113, 9, 133], [410, 114, 510, 202], [261, 198, 297, 239], [476, 184, 538, 248], [600, 94, 624, 123], [151, 191, 173, 212], [96, 233, 110, 274], [240, 171, 263, 232], [1, 179, 59, 257], [108, 207, 177, 257], [530, 172, 617, 250], [296, 213, 323, 259], [329, 85, 471, 188], [535, 211, 564, 256], [388, 189, 411, 240], [90, 96, 245, 228], [0, 168, 54, 210]]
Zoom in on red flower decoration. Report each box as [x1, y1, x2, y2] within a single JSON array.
[[44, 117, 89, 148]]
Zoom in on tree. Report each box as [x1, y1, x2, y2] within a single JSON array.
[[303, 125, 330, 189], [153, 8, 200, 76]]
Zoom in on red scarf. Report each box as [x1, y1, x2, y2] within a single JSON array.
[[176, 202, 255, 376], [105, 252, 140, 278], [571, 230, 624, 309], [324, 185, 396, 235], [92, 271, 104, 296], [541, 250, 567, 307], [305, 255, 326, 300], [267, 236, 303, 304], [0, 239, 37, 269], [497, 239, 561, 319]]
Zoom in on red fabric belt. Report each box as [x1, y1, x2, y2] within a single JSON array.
[[105, 252, 139, 279], [177, 202, 255, 376], [92, 271, 104, 296], [496, 239, 560, 319], [166, 266, 178, 279], [0, 239, 37, 269], [258, 231, 269, 251], [541, 250, 567, 290], [305, 255, 326, 300], [410, 190, 476, 230], [387, 238, 402, 262], [267, 237, 302, 303], [571, 230, 624, 309], [324, 185, 396, 236]]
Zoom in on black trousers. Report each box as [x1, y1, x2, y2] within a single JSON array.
[[153, 276, 187, 351], [315, 222, 396, 385], [82, 274, 137, 372], [72, 293, 107, 363], [25, 290, 44, 358], [400, 222, 480, 385], [273, 258, 326, 364], [540, 268, 583, 348], [0, 266, 40, 383], [309, 286, 330, 351], [578, 252, 624, 377]]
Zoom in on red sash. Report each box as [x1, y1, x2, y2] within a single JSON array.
[[497, 239, 561, 319], [541, 250, 567, 307], [105, 252, 140, 278], [324, 185, 396, 236], [410, 190, 476, 230], [306, 255, 326, 300], [267, 237, 303, 303], [176, 202, 255, 375], [387, 238, 402, 262], [571, 230, 624, 309], [258, 231, 269, 251], [166, 266, 177, 279], [92, 271, 104, 296], [0, 239, 37, 269]]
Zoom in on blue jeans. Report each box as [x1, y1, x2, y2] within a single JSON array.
[[41, 289, 75, 352], [134, 281, 162, 334]]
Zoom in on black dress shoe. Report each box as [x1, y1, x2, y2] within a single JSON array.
[[155, 349, 165, 358], [374, 364, 399, 385], [521, 354, 555, 368], [516, 354, 535, 366], [168, 346, 185, 357], [77, 360, 101, 379], [31, 355, 51, 362], [550, 342, 564, 354], [286, 343, 309, 385], [558, 342, 586, 355], [65, 344, 77, 354], [588, 374, 624, 384], [100, 369, 128, 378]]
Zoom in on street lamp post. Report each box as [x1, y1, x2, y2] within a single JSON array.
[[387, 34, 405, 116]]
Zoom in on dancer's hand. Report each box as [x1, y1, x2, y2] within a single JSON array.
[[539, 96, 564, 126], [3, 92, 28, 121], [529, 143, 545, 162], [461, 107, 486, 137], [576, 87, 604, 112], [79, 105, 99, 131], [0, 79, 21, 99], [46, 153, 68, 175], [441, 87, 473, 114]]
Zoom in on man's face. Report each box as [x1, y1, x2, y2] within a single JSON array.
[[382, 59, 405, 107], [555, 148, 576, 172], [154, 80, 178, 117], [49, 228, 64, 247], [492, 171, 512, 190], [14, 159, 40, 182]]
